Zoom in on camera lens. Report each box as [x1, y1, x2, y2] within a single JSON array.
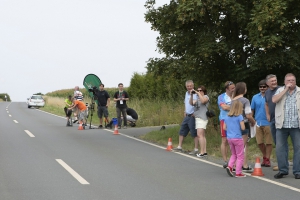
[[191, 91, 196, 94]]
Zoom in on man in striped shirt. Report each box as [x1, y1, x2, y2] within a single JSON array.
[[73, 86, 84, 123]]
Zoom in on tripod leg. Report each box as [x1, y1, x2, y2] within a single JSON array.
[[89, 109, 93, 129]]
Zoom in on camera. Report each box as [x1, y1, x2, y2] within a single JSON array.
[[191, 90, 196, 94], [88, 86, 98, 94]]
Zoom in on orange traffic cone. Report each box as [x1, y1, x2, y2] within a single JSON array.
[[251, 157, 264, 176], [78, 122, 84, 130], [113, 124, 119, 135], [166, 138, 173, 151]]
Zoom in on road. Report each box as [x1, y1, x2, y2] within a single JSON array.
[[1, 102, 300, 200]]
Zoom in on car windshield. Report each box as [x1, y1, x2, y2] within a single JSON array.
[[31, 96, 43, 100]]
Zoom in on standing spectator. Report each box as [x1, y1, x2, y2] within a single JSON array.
[[73, 86, 84, 123], [173, 80, 199, 154], [232, 82, 256, 173], [95, 84, 110, 128], [218, 81, 235, 168], [64, 95, 73, 126], [272, 73, 300, 179], [251, 80, 272, 167], [189, 86, 209, 157], [74, 86, 84, 101], [265, 74, 280, 171], [113, 83, 129, 129], [223, 100, 246, 178]]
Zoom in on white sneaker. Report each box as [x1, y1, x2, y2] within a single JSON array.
[[173, 147, 182, 152], [188, 150, 198, 155]]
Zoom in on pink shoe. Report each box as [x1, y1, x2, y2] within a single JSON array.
[[235, 173, 246, 178]]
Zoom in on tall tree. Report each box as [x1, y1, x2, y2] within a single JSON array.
[[144, 0, 300, 93]]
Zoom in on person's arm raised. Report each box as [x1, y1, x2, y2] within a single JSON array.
[[272, 86, 289, 103]]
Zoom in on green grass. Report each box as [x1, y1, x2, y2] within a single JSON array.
[[41, 96, 295, 163], [140, 122, 270, 163]]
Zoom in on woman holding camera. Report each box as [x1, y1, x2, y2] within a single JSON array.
[[189, 85, 209, 157]]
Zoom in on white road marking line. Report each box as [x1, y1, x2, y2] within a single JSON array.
[[13, 120, 18, 123], [56, 159, 90, 185], [7, 111, 9, 113], [9, 115, 12, 117], [24, 130, 35, 138], [253, 176, 300, 192]]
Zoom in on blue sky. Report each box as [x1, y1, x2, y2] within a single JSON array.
[[0, 0, 170, 101]]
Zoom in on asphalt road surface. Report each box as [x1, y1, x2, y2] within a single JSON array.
[[1, 102, 300, 200]]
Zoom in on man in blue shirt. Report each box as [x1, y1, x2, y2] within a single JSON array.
[[173, 80, 199, 154], [251, 80, 272, 167]]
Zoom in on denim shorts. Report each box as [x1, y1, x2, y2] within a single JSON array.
[[179, 116, 197, 137], [242, 122, 250, 136]]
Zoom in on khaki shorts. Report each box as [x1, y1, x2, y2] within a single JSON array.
[[78, 110, 88, 121], [256, 126, 273, 144], [195, 118, 208, 129]]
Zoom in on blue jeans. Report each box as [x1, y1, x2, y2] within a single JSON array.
[[270, 120, 276, 145], [276, 128, 300, 175]]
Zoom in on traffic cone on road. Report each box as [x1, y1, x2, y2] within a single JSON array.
[[78, 122, 84, 130], [113, 124, 119, 135], [166, 138, 173, 151], [251, 157, 264, 176]]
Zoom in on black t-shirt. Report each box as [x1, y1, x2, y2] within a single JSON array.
[[265, 86, 280, 121], [127, 108, 138, 120], [95, 90, 110, 106], [113, 90, 129, 108]]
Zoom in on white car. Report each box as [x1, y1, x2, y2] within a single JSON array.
[[27, 95, 45, 108]]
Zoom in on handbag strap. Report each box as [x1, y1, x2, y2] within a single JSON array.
[[205, 99, 210, 110]]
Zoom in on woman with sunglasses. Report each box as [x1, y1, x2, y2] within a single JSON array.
[[189, 85, 209, 157]]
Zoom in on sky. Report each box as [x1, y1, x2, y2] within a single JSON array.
[[0, 0, 170, 101]]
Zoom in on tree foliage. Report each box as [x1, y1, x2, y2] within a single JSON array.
[[0, 93, 11, 101], [128, 72, 184, 99], [144, 0, 300, 94]]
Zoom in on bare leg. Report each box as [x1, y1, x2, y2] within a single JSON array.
[[258, 143, 266, 157], [178, 135, 184, 147], [242, 134, 248, 168], [198, 128, 206, 154], [221, 137, 228, 162], [194, 136, 199, 150], [266, 144, 272, 159]]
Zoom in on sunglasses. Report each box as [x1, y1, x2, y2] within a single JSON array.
[[225, 81, 234, 89], [259, 85, 267, 89], [197, 90, 202, 92]]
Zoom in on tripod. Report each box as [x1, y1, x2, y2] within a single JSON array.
[[88, 96, 96, 129]]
